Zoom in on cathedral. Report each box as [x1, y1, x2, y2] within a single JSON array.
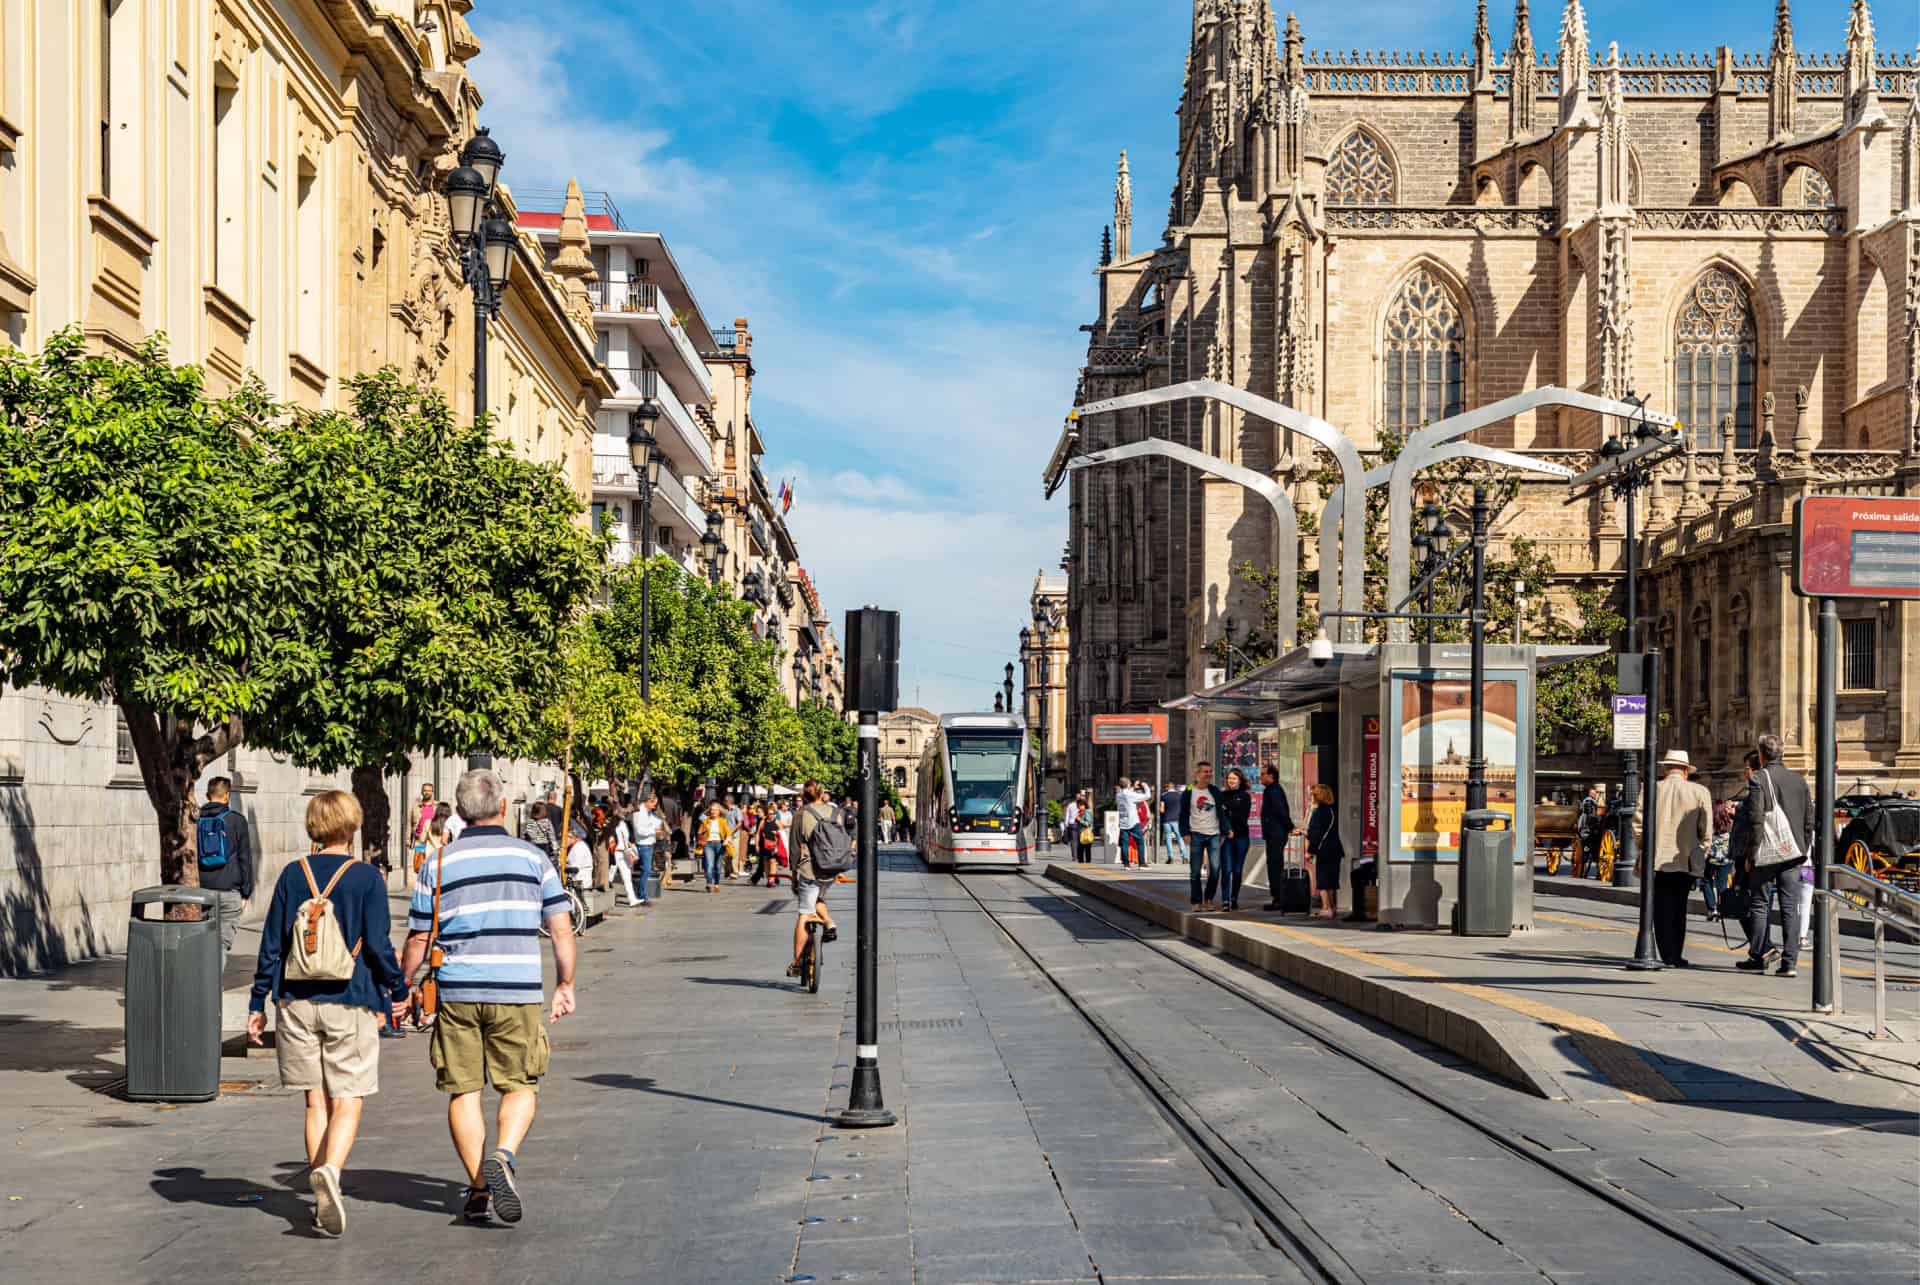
[[1050, 0, 1918, 798]]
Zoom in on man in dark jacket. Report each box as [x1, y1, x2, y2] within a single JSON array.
[[1257, 765, 1296, 912], [1738, 734, 1816, 977], [197, 776, 254, 956]]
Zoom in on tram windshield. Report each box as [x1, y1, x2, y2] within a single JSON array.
[[945, 732, 1023, 827]]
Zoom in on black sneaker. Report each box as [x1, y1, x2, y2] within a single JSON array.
[[1735, 957, 1767, 971], [1774, 964, 1798, 978], [482, 1151, 522, 1225], [462, 1187, 492, 1223], [822, 926, 838, 943]]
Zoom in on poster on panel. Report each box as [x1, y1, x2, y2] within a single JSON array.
[[1387, 669, 1528, 862]]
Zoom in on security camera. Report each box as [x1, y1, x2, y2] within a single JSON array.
[[1308, 631, 1333, 666]]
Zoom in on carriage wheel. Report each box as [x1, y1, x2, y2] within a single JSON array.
[[1842, 839, 1874, 877], [1597, 830, 1617, 883], [1545, 843, 1563, 876]]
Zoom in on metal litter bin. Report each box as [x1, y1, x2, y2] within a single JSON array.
[[124, 886, 223, 1102], [1454, 810, 1515, 937]]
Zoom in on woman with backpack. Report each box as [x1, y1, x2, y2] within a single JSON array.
[[245, 790, 410, 1238]]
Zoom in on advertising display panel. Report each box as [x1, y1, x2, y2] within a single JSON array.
[[1386, 669, 1529, 862]]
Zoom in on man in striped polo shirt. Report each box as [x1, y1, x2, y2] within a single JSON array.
[[401, 769, 577, 1226]]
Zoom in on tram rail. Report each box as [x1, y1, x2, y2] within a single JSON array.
[[950, 868, 1803, 1285]]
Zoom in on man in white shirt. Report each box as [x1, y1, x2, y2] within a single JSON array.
[[630, 795, 663, 899], [1114, 781, 1144, 868]]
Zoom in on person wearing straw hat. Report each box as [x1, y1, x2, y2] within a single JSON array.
[[1650, 748, 1713, 967]]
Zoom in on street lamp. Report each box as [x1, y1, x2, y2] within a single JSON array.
[[1513, 581, 1530, 644], [701, 510, 725, 588], [1002, 663, 1015, 720], [627, 406, 662, 700], [1032, 603, 1059, 853], [444, 127, 515, 771]]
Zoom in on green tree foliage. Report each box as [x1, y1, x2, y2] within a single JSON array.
[[595, 558, 812, 790], [0, 334, 311, 876], [1215, 430, 1623, 756], [794, 698, 857, 795], [255, 371, 604, 859]]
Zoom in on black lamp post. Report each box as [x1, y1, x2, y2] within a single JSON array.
[[445, 127, 514, 771], [1002, 663, 1015, 719], [702, 510, 725, 588], [1600, 430, 1644, 897], [1464, 486, 1490, 819], [627, 406, 662, 701], [993, 691, 1004, 714], [1033, 607, 1055, 851]]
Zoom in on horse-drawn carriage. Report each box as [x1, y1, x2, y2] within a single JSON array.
[[1536, 800, 1617, 881], [1836, 798, 1920, 894]]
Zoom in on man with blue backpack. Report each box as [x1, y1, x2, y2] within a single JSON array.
[[196, 776, 255, 956]]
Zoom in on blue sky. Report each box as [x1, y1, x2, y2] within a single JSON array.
[[469, 0, 1905, 714]]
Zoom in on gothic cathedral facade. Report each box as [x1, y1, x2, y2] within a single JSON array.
[[1055, 1, 1918, 797]]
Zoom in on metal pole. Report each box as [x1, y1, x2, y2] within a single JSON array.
[[1615, 477, 1641, 890], [837, 712, 895, 1127], [466, 258, 492, 773], [1465, 486, 1488, 817], [1154, 743, 1164, 866], [1813, 597, 1837, 1013], [1626, 651, 1663, 969], [639, 480, 653, 701]]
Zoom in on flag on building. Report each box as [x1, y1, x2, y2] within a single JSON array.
[[781, 479, 794, 514]]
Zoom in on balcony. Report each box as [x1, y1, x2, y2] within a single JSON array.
[[591, 454, 706, 539], [750, 514, 772, 555], [602, 366, 713, 476], [587, 279, 713, 405]]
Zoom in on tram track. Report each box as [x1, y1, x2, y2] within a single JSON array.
[[951, 867, 1805, 1285]]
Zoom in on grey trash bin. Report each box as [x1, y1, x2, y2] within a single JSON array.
[[1454, 809, 1515, 937], [125, 885, 224, 1102]]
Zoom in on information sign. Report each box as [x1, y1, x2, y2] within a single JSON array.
[[1611, 694, 1647, 751], [1090, 713, 1169, 745], [1793, 496, 1920, 599]]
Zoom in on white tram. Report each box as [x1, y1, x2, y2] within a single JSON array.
[[914, 713, 1034, 870]]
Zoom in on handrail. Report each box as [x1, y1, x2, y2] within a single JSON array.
[[1815, 864, 1919, 1039]]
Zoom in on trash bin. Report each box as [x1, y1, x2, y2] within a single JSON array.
[[125, 886, 224, 1102], [1454, 810, 1515, 937]]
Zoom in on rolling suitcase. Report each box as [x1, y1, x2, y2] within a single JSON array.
[[1277, 866, 1313, 914]]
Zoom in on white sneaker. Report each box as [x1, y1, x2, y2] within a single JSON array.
[[309, 1163, 345, 1236]]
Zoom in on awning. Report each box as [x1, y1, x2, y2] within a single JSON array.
[[1163, 643, 1607, 716]]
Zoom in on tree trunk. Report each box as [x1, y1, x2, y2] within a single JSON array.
[[119, 701, 242, 918], [351, 764, 392, 875]]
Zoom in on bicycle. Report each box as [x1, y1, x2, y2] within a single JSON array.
[[797, 918, 823, 994], [540, 867, 589, 939]]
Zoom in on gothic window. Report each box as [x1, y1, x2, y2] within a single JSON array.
[[1673, 269, 1756, 449], [1382, 268, 1465, 433], [1797, 168, 1834, 209], [1325, 129, 1395, 206]]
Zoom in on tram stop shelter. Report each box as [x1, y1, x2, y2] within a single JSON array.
[[1166, 640, 1605, 931]]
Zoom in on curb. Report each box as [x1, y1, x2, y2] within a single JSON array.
[[1045, 864, 1565, 1099]]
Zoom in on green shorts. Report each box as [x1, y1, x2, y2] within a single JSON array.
[[430, 1001, 550, 1095]]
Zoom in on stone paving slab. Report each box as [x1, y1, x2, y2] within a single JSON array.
[[1050, 861, 1920, 1113]]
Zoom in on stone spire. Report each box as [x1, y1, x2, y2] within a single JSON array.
[[1598, 41, 1630, 209], [1755, 391, 1779, 481], [1114, 152, 1133, 259], [1791, 383, 1815, 463], [550, 177, 596, 320], [1842, 0, 1881, 125], [1509, 0, 1538, 137], [1769, 0, 1797, 139], [1679, 436, 1708, 517], [1557, 0, 1590, 125], [1713, 419, 1743, 508]]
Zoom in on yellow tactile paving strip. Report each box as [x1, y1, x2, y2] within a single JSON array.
[[1069, 867, 1683, 1102]]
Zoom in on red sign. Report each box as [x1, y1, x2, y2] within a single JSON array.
[[1091, 713, 1169, 745], [1361, 716, 1381, 859], [1794, 496, 1920, 599]]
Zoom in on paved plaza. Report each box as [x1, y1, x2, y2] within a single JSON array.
[[1, 851, 1916, 1283]]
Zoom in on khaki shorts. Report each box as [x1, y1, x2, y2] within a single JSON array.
[[430, 1001, 550, 1095], [276, 1000, 380, 1098]]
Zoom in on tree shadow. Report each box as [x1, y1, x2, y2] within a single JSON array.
[[576, 1072, 826, 1124], [0, 1015, 125, 1082], [1, 784, 107, 976]]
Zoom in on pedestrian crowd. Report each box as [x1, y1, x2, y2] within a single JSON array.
[[1053, 762, 1376, 921]]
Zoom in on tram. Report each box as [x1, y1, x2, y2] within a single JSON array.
[[915, 713, 1034, 870]]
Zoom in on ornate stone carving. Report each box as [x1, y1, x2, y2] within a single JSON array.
[[1634, 207, 1840, 232], [1597, 217, 1634, 399], [1907, 234, 1920, 456], [1325, 129, 1395, 205], [1325, 206, 1555, 231]]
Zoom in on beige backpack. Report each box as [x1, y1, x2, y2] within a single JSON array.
[[285, 857, 363, 982]]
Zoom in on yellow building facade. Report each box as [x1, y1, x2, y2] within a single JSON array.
[[0, 0, 605, 486]]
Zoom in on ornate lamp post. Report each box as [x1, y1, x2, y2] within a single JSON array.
[[444, 127, 516, 770], [1002, 663, 1015, 719], [627, 406, 662, 700], [701, 510, 726, 588], [1031, 603, 1059, 852]]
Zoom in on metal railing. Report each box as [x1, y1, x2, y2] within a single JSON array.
[[587, 280, 661, 312], [604, 366, 659, 399], [1816, 864, 1920, 1039], [514, 188, 628, 229], [709, 329, 739, 349]]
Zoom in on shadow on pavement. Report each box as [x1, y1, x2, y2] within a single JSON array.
[[151, 1164, 472, 1233], [576, 1072, 826, 1124], [684, 974, 806, 993], [0, 1015, 124, 1080]]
